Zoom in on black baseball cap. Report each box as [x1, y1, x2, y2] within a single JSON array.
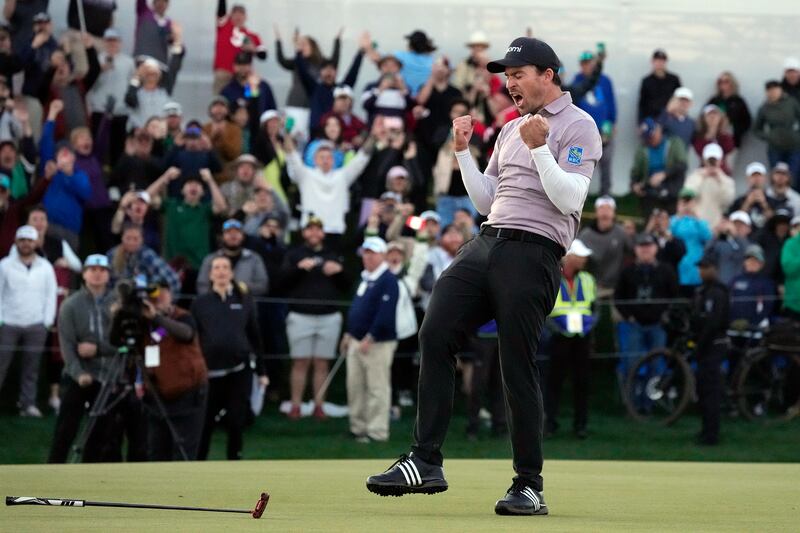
[[486, 37, 560, 74], [652, 49, 668, 60], [635, 233, 657, 246]]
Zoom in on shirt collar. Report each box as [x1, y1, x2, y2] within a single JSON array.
[[541, 92, 572, 116], [361, 262, 389, 282]]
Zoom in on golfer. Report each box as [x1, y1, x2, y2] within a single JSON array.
[[366, 37, 602, 516]]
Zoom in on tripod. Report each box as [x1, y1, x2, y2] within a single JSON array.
[[71, 343, 189, 462]]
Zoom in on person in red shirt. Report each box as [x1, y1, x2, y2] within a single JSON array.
[[319, 86, 367, 147], [213, 1, 266, 93]]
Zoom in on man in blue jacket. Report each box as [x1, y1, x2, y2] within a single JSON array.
[[341, 236, 399, 443], [572, 51, 617, 195]]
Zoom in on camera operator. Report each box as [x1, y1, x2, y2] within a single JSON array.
[[141, 282, 208, 461], [48, 255, 116, 463], [192, 255, 268, 460]]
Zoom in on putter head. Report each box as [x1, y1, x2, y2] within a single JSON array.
[[251, 492, 269, 519]]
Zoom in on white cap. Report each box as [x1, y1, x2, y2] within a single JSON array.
[[702, 142, 724, 161], [792, 215, 800, 226], [566, 239, 592, 257], [673, 86, 693, 100], [135, 190, 151, 204], [162, 101, 182, 116], [360, 236, 388, 254], [103, 28, 121, 40], [15, 225, 38, 241], [259, 109, 279, 125], [466, 31, 490, 47], [746, 162, 767, 176], [702, 104, 721, 115], [333, 85, 353, 99], [387, 165, 409, 179], [594, 195, 616, 210], [420, 210, 442, 223], [784, 56, 800, 71], [729, 210, 751, 226]]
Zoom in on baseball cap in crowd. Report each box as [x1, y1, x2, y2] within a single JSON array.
[[566, 239, 592, 257], [746, 162, 767, 176], [333, 85, 353, 99], [32, 12, 51, 23], [183, 173, 203, 185], [259, 109, 279, 125], [103, 28, 121, 40], [729, 210, 752, 226], [83, 254, 110, 270], [208, 95, 229, 109], [698, 250, 719, 268], [420, 210, 442, 223], [305, 215, 324, 229], [360, 236, 388, 254], [702, 143, 724, 162], [387, 241, 407, 255], [639, 117, 659, 140], [135, 190, 151, 204], [380, 191, 403, 203], [184, 125, 203, 138], [773, 162, 791, 174], [0, 174, 9, 190], [15, 225, 37, 241], [784, 57, 800, 71], [487, 37, 560, 74], [673, 87, 693, 100], [793, 215, 800, 227], [652, 49, 668, 60], [378, 55, 403, 68], [579, 50, 594, 63], [744, 244, 765, 262], [387, 166, 409, 180], [678, 187, 697, 200], [765, 80, 781, 90], [635, 233, 657, 246], [405, 30, 436, 53], [594, 195, 616, 210], [772, 208, 793, 223], [222, 219, 243, 232], [163, 101, 182, 116], [55, 140, 75, 154], [702, 104, 721, 115], [137, 55, 166, 72], [233, 153, 259, 167], [466, 31, 490, 48]]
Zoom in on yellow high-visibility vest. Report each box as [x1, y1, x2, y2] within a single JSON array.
[[549, 270, 596, 337]]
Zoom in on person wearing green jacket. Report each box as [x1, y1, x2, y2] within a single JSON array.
[[753, 81, 800, 187], [630, 118, 687, 217], [780, 217, 800, 317]]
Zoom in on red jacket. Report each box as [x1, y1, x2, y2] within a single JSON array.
[[319, 111, 367, 145]]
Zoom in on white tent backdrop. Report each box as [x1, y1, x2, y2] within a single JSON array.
[[49, 0, 800, 194]]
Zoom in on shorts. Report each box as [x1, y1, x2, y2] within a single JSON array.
[[286, 312, 343, 360]]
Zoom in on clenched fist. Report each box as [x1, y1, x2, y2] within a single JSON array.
[[519, 114, 549, 149], [452, 115, 475, 152]]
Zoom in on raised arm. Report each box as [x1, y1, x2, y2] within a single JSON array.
[[452, 116, 497, 215], [146, 166, 181, 207], [200, 168, 228, 215]]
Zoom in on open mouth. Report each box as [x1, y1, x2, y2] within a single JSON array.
[[510, 92, 524, 107]]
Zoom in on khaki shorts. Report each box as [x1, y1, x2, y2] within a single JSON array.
[[286, 312, 342, 360]]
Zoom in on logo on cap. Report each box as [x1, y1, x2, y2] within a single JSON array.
[[506, 46, 522, 53], [567, 146, 584, 165]]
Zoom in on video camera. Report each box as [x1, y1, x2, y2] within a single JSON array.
[[109, 274, 160, 348]]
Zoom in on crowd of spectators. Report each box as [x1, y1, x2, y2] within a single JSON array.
[[0, 1, 798, 458]]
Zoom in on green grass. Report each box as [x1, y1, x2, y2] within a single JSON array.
[[1, 459, 798, 532], [2, 406, 799, 465]]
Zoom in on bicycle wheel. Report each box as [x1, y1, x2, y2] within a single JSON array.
[[735, 348, 800, 424], [623, 348, 694, 425]]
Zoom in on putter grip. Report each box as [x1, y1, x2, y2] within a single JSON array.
[[6, 496, 85, 507]]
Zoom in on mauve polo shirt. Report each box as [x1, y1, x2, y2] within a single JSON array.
[[484, 92, 602, 250]]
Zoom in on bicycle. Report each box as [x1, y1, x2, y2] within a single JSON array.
[[621, 311, 800, 425]]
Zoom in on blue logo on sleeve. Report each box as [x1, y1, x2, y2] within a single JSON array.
[[567, 146, 584, 165]]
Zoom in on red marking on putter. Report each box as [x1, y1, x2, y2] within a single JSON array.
[[252, 492, 269, 519]]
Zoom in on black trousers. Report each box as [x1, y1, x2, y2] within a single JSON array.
[[544, 334, 591, 432], [146, 384, 208, 461], [412, 233, 561, 491], [48, 377, 101, 463], [466, 336, 506, 434], [696, 339, 726, 441], [198, 369, 251, 460]]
